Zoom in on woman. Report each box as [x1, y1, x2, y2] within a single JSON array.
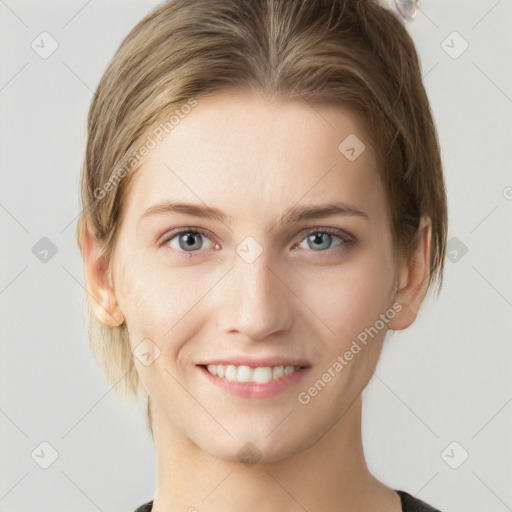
[[77, 1, 447, 510]]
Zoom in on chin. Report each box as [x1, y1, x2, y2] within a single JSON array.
[[195, 426, 317, 465]]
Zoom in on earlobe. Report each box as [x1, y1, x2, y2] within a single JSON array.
[[81, 220, 125, 327], [388, 216, 432, 331]]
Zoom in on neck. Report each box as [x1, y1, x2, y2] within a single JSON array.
[[149, 396, 398, 512]]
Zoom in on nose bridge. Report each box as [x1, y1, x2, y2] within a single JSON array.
[[217, 245, 291, 340]]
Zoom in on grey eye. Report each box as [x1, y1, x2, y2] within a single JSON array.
[[163, 229, 214, 253], [177, 232, 204, 251], [298, 232, 343, 251]]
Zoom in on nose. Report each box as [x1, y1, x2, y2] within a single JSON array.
[[215, 248, 293, 341]]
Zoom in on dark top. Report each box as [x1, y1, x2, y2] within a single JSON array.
[[133, 490, 443, 511]]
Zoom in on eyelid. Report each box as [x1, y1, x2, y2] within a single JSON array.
[[292, 226, 353, 252], [158, 226, 354, 254], [158, 227, 214, 250], [297, 226, 353, 242]]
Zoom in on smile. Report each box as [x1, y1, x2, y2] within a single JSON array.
[[205, 364, 302, 383], [198, 363, 310, 399]]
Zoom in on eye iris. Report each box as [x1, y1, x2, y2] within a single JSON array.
[[307, 233, 332, 250], [179, 232, 202, 251], [172, 231, 339, 252]]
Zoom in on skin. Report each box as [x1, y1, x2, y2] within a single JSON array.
[[82, 89, 431, 512]]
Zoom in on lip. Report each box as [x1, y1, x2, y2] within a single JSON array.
[[198, 364, 311, 399], [196, 356, 311, 368]]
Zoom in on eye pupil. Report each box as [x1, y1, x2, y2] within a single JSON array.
[[167, 229, 344, 255], [180, 232, 202, 251], [307, 233, 332, 250]]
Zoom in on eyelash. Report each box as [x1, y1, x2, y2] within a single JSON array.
[[158, 227, 354, 256]]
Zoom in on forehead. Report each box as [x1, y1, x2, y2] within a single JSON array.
[[121, 89, 383, 224]]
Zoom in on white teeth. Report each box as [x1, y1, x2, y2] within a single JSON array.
[[237, 365, 252, 382], [205, 364, 301, 383], [272, 366, 284, 380], [253, 366, 273, 384], [225, 365, 238, 382]]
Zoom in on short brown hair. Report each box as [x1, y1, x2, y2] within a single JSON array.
[[76, 0, 447, 416]]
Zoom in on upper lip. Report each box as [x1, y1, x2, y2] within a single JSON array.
[[197, 356, 311, 368]]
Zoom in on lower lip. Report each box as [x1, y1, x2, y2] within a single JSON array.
[[198, 365, 310, 399]]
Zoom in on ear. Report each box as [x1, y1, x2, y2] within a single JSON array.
[[80, 219, 124, 327], [388, 216, 431, 331]]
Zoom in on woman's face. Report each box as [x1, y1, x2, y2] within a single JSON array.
[[111, 89, 401, 462]]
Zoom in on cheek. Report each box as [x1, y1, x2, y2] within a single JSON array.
[[114, 253, 170, 345], [115, 252, 211, 351], [115, 259, 198, 394], [299, 250, 395, 350]]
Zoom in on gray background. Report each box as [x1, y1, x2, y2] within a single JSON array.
[[1, 1, 511, 510]]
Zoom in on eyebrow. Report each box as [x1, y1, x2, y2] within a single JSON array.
[[138, 200, 369, 226]]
